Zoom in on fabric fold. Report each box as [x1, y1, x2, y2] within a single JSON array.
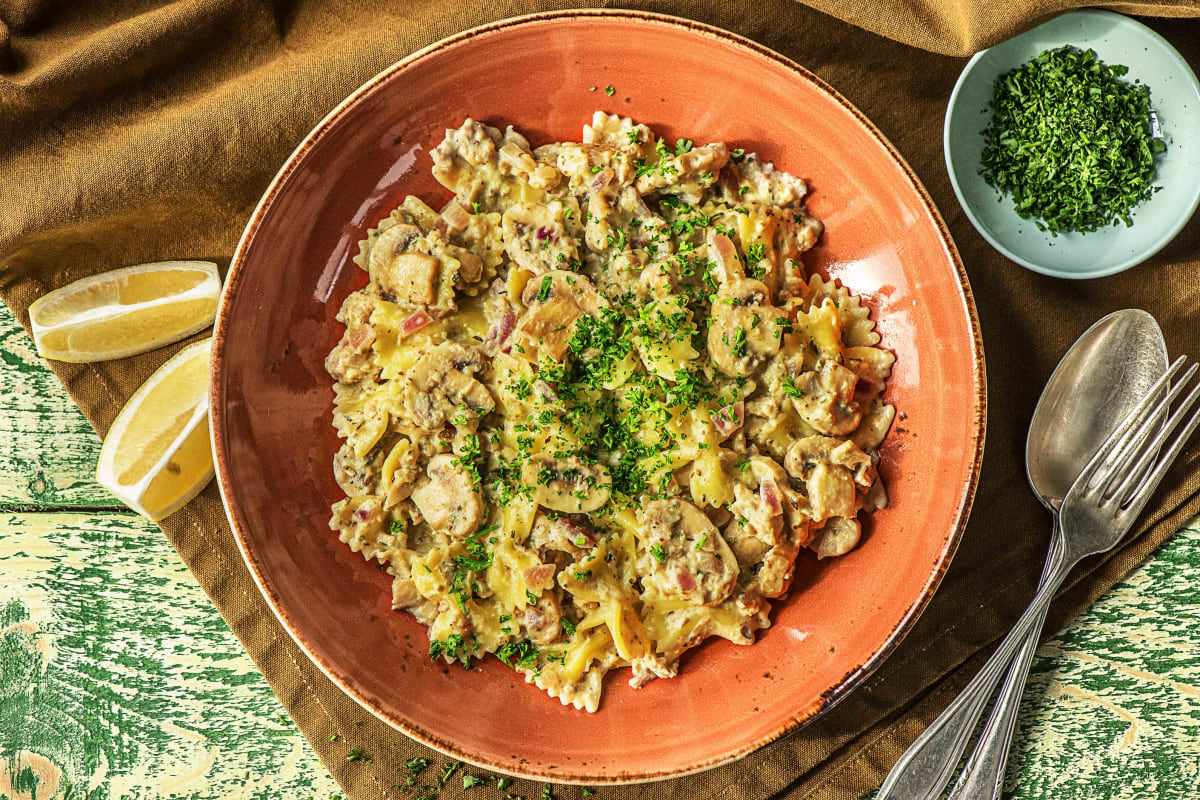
[[3, 1, 1199, 798]]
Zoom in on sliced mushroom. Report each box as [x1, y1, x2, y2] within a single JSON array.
[[512, 271, 605, 362], [784, 435, 875, 523], [403, 342, 495, 430], [789, 358, 862, 436], [636, 498, 738, 607], [707, 277, 789, 377], [811, 516, 861, 559], [522, 452, 611, 513], [409, 454, 483, 539], [501, 201, 578, 274], [367, 222, 422, 277], [377, 253, 439, 305]]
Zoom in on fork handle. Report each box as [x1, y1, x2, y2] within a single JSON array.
[[876, 547, 1070, 800], [944, 602, 1048, 800], [945, 532, 1062, 800]]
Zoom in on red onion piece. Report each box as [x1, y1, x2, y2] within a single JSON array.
[[712, 400, 744, 438], [760, 477, 783, 517], [484, 310, 516, 355]]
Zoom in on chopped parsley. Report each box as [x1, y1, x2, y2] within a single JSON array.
[[980, 45, 1165, 234], [496, 639, 540, 669], [731, 327, 747, 358], [537, 275, 553, 302], [429, 633, 476, 669], [649, 544, 666, 564], [604, 85, 615, 96]]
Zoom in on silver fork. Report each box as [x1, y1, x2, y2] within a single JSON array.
[[877, 356, 1200, 800]]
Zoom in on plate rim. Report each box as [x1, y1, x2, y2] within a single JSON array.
[[210, 8, 988, 784], [943, 8, 1200, 280]]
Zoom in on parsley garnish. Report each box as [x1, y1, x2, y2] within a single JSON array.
[[731, 327, 747, 358], [497, 639, 540, 669], [649, 544, 666, 564], [980, 45, 1165, 235], [537, 275, 553, 302], [604, 85, 615, 96]]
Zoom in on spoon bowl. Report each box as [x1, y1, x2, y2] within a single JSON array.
[[1027, 309, 1169, 510]]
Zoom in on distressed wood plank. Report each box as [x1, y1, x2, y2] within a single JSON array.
[[0, 305, 114, 510], [0, 511, 340, 799], [1005, 522, 1200, 799]]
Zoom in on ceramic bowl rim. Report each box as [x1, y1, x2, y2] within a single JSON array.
[[210, 8, 987, 783], [943, 8, 1200, 280]]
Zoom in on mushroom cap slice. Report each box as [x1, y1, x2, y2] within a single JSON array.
[[410, 454, 483, 539], [707, 277, 788, 377], [402, 342, 495, 430], [522, 452, 612, 513]]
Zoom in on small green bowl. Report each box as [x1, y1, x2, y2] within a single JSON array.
[[944, 9, 1200, 279]]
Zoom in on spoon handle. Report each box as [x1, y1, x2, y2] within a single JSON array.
[[944, 531, 1063, 800], [876, 543, 1070, 800]]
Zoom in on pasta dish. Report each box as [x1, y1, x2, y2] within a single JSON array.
[[325, 113, 896, 712]]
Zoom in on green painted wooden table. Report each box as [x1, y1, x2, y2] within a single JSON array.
[[1, 301, 1198, 799]]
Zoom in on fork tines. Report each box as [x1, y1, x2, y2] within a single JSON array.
[[1084, 355, 1200, 510]]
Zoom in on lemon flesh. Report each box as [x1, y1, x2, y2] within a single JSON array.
[[30, 261, 220, 362], [96, 339, 214, 521]]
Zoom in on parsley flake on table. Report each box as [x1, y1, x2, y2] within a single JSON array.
[[979, 45, 1165, 235]]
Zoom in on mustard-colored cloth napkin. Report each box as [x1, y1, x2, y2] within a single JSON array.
[[2, 2, 1199, 798]]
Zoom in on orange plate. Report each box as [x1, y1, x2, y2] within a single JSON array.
[[211, 10, 986, 784]]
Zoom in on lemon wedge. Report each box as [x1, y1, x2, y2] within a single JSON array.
[[96, 339, 213, 521], [30, 261, 220, 362]]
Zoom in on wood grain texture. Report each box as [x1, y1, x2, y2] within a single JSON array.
[[1, 303, 1198, 799], [1007, 524, 1200, 799], [0, 511, 341, 799], [0, 315, 113, 510]]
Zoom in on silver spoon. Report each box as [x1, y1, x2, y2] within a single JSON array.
[[877, 308, 1167, 800]]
